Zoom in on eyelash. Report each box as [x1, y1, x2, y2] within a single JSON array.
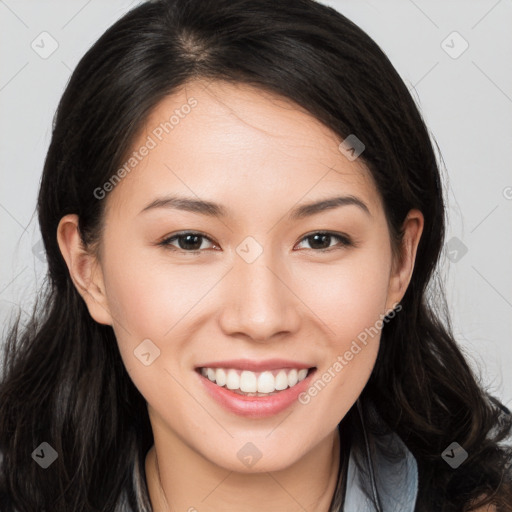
[[157, 231, 354, 254]]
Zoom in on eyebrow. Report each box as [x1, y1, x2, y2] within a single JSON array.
[[139, 194, 371, 219]]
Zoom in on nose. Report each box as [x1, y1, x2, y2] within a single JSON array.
[[218, 249, 302, 343]]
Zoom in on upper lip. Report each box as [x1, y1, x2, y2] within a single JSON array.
[[196, 359, 315, 372]]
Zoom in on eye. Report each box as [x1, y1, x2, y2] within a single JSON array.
[[295, 231, 354, 252], [158, 231, 217, 253], [158, 230, 354, 254]]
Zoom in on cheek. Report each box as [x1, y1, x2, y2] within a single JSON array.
[[293, 250, 391, 416], [101, 239, 210, 337], [293, 247, 392, 344], [99, 240, 223, 391], [99, 252, 190, 405]]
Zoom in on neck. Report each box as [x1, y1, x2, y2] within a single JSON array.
[[145, 424, 342, 512]]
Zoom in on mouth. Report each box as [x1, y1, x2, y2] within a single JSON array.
[[194, 359, 319, 418], [195, 366, 317, 397]]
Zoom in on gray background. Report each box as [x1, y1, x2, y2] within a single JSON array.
[[1, 0, 511, 406]]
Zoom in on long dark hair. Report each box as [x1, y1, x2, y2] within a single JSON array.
[[1, 0, 511, 510]]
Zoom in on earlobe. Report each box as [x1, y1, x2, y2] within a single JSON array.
[[386, 209, 424, 310], [56, 214, 113, 326]]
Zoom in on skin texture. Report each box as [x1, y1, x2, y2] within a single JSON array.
[[57, 79, 424, 512]]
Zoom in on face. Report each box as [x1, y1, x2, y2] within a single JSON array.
[[58, 79, 422, 473]]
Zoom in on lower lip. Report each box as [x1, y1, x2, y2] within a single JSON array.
[[196, 368, 317, 418]]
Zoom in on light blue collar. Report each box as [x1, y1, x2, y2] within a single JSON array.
[[342, 399, 419, 512]]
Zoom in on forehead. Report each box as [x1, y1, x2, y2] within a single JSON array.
[[143, 79, 363, 168], [104, 79, 381, 220]]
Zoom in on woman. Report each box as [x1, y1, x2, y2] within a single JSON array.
[[0, 0, 511, 510]]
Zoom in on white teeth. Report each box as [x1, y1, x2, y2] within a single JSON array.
[[216, 368, 227, 387], [288, 369, 298, 387], [257, 371, 275, 393], [274, 370, 288, 390], [226, 369, 240, 390], [199, 367, 311, 394], [240, 370, 257, 392]]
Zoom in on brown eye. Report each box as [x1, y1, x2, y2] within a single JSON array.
[[296, 232, 353, 252], [159, 232, 216, 253]]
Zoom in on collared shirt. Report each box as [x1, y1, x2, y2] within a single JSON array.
[[340, 398, 418, 512]]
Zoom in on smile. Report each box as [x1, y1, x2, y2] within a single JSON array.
[[194, 358, 318, 417], [198, 367, 312, 396]]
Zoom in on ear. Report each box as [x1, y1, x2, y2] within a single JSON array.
[[385, 209, 424, 311], [56, 214, 113, 325]]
